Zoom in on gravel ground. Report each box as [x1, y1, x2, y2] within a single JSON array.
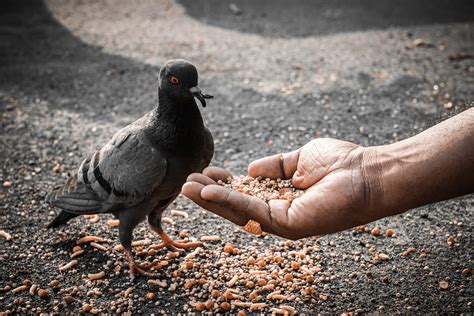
[[1, 0, 473, 314]]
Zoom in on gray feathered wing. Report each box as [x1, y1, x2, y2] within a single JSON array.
[[46, 124, 167, 216]]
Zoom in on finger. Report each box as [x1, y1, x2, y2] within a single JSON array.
[[200, 185, 277, 235], [202, 166, 233, 182], [186, 173, 216, 186], [286, 186, 347, 236], [267, 199, 292, 235], [248, 149, 300, 180], [181, 182, 248, 225]]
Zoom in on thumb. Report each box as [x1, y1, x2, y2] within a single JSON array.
[[248, 149, 300, 180], [291, 169, 305, 187]]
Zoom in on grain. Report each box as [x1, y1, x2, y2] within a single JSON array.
[[219, 176, 303, 203], [76, 236, 108, 244], [38, 289, 49, 299], [220, 302, 231, 311], [233, 301, 252, 307], [271, 308, 289, 315], [224, 244, 234, 254], [124, 287, 133, 297], [194, 302, 206, 311], [280, 305, 296, 314], [373, 253, 390, 261], [447, 236, 455, 246], [12, 285, 28, 294], [271, 294, 289, 300], [243, 220, 263, 235], [256, 279, 267, 286], [200, 235, 220, 241], [64, 295, 74, 304], [59, 260, 78, 271], [291, 261, 300, 270], [371, 227, 381, 237], [131, 239, 151, 247], [266, 290, 281, 299], [462, 268, 472, 276], [88, 215, 100, 223], [29, 284, 38, 296], [161, 217, 174, 225], [49, 280, 59, 287], [147, 279, 167, 287], [222, 289, 239, 300], [170, 210, 189, 218], [114, 245, 123, 251], [106, 219, 120, 227], [184, 279, 196, 289], [439, 280, 449, 290], [146, 292, 156, 300], [71, 250, 84, 258], [0, 230, 12, 241], [204, 301, 214, 310], [90, 242, 107, 251], [87, 271, 105, 280], [250, 303, 268, 310], [226, 275, 239, 287]]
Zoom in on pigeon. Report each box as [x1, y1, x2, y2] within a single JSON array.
[[46, 59, 214, 279]]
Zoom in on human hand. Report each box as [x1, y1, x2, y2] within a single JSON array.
[[183, 138, 385, 240]]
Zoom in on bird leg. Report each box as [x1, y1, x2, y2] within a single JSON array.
[[148, 225, 202, 253], [118, 215, 159, 280], [124, 248, 159, 280]]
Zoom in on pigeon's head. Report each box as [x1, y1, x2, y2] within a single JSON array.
[[159, 59, 213, 107]]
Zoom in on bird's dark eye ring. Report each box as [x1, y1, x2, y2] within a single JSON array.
[[169, 75, 179, 85]]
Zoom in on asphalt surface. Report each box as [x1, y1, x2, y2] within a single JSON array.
[[0, 0, 473, 314]]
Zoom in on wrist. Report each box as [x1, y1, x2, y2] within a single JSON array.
[[360, 143, 409, 220]]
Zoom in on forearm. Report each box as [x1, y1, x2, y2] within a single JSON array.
[[371, 108, 474, 215]]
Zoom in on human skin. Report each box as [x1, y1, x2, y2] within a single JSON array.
[[182, 108, 474, 240]]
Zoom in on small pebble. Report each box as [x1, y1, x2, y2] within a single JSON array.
[[439, 280, 449, 290]]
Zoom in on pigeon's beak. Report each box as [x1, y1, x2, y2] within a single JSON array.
[[189, 86, 213, 107]]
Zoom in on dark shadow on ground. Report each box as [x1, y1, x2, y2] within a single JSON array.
[[0, 0, 159, 118], [178, 0, 474, 38]]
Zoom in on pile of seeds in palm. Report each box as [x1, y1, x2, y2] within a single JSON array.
[[217, 176, 304, 203]]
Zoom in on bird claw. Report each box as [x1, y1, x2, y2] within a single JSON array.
[[125, 249, 159, 280], [148, 240, 203, 253], [129, 263, 159, 280]]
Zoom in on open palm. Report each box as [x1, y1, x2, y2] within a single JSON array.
[[183, 138, 377, 239]]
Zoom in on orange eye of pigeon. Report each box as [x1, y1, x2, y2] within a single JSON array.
[[169, 76, 180, 85]]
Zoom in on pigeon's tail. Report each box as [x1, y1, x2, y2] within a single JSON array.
[[47, 211, 78, 228], [45, 174, 102, 228], [45, 174, 102, 213]]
